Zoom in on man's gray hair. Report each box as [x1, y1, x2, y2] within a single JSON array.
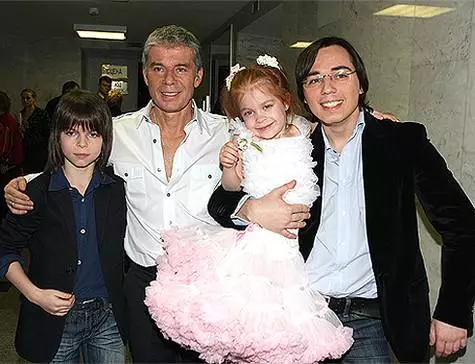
[[142, 25, 202, 69]]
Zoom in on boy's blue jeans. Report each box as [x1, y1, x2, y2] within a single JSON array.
[[50, 297, 124, 363]]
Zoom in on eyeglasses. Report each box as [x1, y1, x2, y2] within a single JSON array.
[[302, 70, 357, 89]]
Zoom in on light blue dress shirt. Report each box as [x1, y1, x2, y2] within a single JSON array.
[[306, 111, 378, 299]]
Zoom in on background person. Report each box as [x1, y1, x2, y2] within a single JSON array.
[[45, 80, 80, 119], [97, 75, 112, 100], [0, 91, 22, 218], [18, 88, 50, 173]]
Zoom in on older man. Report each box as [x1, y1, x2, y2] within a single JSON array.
[[208, 37, 475, 363], [5, 25, 228, 363]]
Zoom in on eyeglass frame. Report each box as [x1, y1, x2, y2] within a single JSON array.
[[302, 68, 357, 89]]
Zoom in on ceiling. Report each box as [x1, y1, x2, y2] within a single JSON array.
[[0, 0, 255, 45]]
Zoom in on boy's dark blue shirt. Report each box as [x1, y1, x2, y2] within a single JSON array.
[[48, 168, 113, 302]]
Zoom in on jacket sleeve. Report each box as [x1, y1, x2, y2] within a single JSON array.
[[0, 186, 43, 277], [207, 185, 247, 229], [413, 124, 475, 332]]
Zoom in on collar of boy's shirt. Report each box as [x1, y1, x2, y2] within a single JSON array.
[[48, 168, 114, 193]]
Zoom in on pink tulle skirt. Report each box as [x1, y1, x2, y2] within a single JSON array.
[[145, 224, 353, 363]]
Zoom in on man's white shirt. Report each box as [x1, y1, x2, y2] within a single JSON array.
[[110, 101, 229, 267]]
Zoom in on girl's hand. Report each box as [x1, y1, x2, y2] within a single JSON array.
[[32, 289, 75, 316], [220, 141, 240, 169]]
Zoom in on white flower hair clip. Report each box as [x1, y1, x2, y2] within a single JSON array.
[[256, 54, 280, 70], [225, 63, 246, 91]]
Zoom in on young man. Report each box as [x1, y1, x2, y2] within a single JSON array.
[[5, 25, 228, 363], [208, 37, 475, 362]]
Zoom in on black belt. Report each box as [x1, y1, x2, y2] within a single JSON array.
[[72, 297, 109, 311], [327, 296, 381, 318]]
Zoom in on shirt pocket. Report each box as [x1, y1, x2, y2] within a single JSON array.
[[113, 163, 146, 204], [187, 164, 222, 215]]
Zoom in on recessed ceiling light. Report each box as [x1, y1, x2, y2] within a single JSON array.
[[374, 4, 455, 18], [290, 41, 312, 49], [74, 24, 127, 40]]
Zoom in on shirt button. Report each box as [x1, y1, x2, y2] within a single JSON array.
[[80, 228, 86, 234], [81, 198, 84, 203], [208, 174, 212, 179], [153, 138, 157, 143], [124, 172, 128, 177], [157, 168, 161, 172], [77, 259, 82, 265], [166, 193, 170, 197], [169, 221, 173, 225]]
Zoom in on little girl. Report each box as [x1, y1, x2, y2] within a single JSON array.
[[145, 56, 353, 364], [0, 90, 127, 363]]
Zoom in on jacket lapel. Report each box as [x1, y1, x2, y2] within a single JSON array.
[[299, 124, 325, 260], [362, 112, 392, 270]]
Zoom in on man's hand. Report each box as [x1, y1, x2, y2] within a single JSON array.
[[430, 319, 468, 357], [239, 180, 310, 239], [371, 110, 399, 122], [4, 177, 33, 214]]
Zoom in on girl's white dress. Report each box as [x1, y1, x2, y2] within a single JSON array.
[[145, 116, 353, 364]]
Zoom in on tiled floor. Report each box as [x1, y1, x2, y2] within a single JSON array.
[[0, 286, 26, 363]]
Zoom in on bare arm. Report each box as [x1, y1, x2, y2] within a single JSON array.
[[220, 141, 243, 191], [6, 261, 75, 316]]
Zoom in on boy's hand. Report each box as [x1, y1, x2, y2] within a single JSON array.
[[5, 177, 33, 214], [220, 141, 240, 169], [32, 289, 75, 316]]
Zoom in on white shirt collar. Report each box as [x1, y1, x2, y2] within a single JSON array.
[[322, 110, 366, 152], [134, 100, 210, 135]]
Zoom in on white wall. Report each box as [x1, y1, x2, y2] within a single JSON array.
[[0, 34, 141, 115], [0, 34, 81, 114]]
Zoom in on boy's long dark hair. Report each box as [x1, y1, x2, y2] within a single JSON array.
[[46, 89, 113, 172]]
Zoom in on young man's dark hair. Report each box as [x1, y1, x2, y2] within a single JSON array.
[[295, 36, 370, 114]]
